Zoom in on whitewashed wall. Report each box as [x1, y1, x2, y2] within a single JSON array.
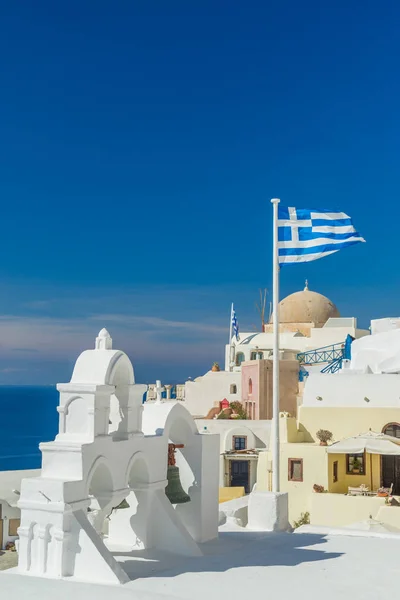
[[184, 371, 242, 417], [303, 372, 400, 408], [195, 420, 271, 488]]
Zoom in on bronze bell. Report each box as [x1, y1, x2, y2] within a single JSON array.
[[114, 498, 130, 509], [165, 444, 190, 504]]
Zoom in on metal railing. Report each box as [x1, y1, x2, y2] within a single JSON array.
[[297, 335, 354, 379], [297, 341, 345, 366]]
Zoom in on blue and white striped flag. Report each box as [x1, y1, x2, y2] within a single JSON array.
[[278, 206, 365, 265], [231, 307, 240, 341]]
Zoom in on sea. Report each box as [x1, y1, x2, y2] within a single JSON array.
[[0, 386, 59, 472]]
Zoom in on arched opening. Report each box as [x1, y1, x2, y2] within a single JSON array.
[[160, 409, 198, 524], [106, 454, 150, 551], [65, 396, 88, 436], [382, 423, 400, 494], [86, 459, 114, 534], [127, 455, 150, 490], [107, 354, 135, 440], [88, 461, 114, 501], [230, 384, 237, 394], [248, 378, 253, 395], [235, 352, 245, 366]]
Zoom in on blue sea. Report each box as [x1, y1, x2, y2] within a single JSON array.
[[0, 386, 59, 471]]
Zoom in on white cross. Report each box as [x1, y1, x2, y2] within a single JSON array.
[[155, 380, 163, 404], [287, 207, 312, 243]]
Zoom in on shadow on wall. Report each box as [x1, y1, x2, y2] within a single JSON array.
[[298, 423, 315, 443], [116, 532, 342, 581]]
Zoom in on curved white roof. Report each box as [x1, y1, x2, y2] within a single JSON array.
[[70, 330, 135, 385], [233, 331, 305, 350]]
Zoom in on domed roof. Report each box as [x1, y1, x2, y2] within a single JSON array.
[[272, 281, 340, 325]]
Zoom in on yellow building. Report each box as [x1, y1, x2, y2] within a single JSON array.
[[258, 398, 400, 529]]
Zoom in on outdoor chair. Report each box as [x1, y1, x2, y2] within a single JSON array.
[[348, 485, 370, 496]]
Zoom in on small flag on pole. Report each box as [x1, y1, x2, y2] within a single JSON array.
[[278, 206, 365, 265], [231, 306, 240, 341]]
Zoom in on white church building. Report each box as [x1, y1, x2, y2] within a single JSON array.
[[179, 284, 370, 496], [185, 283, 368, 415]]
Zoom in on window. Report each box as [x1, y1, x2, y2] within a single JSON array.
[[248, 378, 253, 395], [333, 461, 338, 483], [230, 384, 237, 394], [235, 352, 245, 366], [383, 423, 400, 438], [288, 458, 303, 482], [250, 351, 263, 360], [8, 519, 20, 537], [346, 453, 365, 475], [233, 436, 247, 451]]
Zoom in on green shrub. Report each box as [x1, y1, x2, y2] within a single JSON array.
[[229, 401, 248, 420], [293, 512, 310, 528]]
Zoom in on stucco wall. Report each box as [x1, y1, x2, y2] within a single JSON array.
[[262, 360, 299, 419], [298, 406, 400, 441], [303, 373, 400, 408], [257, 443, 329, 524], [281, 443, 329, 524], [241, 362, 260, 419], [184, 371, 242, 417], [195, 419, 271, 451], [310, 493, 388, 527], [196, 420, 271, 489]]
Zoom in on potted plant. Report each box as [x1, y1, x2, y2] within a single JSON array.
[[352, 457, 362, 474], [211, 362, 220, 372], [313, 484, 325, 493], [316, 429, 333, 446]]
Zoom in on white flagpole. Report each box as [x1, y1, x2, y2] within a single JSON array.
[[271, 198, 280, 493], [228, 303, 234, 371]]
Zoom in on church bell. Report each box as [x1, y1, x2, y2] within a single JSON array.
[[165, 443, 191, 504], [114, 498, 130, 509], [165, 465, 191, 504]]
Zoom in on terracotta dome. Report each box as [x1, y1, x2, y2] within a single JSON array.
[[271, 281, 340, 326]]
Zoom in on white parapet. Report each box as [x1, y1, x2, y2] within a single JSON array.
[[247, 491, 289, 532]]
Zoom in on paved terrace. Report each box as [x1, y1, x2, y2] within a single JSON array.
[[1, 524, 399, 599]]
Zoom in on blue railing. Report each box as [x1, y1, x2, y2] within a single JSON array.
[[297, 341, 345, 366], [297, 335, 354, 379]]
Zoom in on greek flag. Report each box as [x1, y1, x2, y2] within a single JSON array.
[[231, 307, 240, 341], [278, 206, 365, 265]]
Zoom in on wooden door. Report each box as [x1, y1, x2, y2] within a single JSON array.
[[230, 460, 250, 493], [382, 424, 400, 493]]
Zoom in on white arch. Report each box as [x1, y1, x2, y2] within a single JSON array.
[[106, 352, 135, 386], [142, 402, 198, 440], [222, 425, 256, 451], [70, 350, 134, 386], [124, 451, 150, 489], [85, 456, 115, 498]]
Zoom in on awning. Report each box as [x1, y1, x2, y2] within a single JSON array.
[[327, 430, 400, 456]]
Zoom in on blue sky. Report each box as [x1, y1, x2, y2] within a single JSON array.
[[0, 1, 399, 384]]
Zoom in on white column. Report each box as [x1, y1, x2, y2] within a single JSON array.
[[271, 198, 280, 492], [155, 380, 163, 404], [228, 303, 233, 372]]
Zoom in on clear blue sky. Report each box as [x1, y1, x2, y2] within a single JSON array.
[[0, 1, 398, 384]]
